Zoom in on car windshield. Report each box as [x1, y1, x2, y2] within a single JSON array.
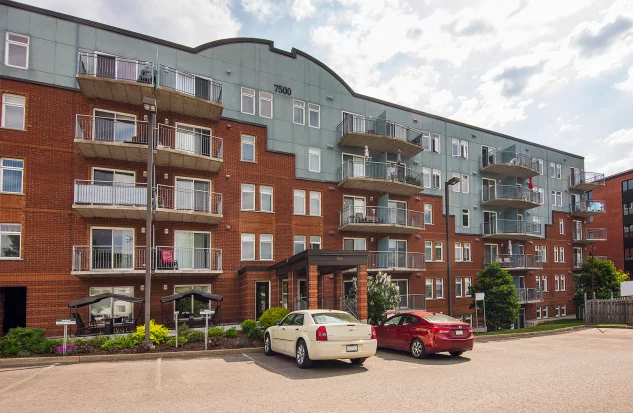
[[422, 315, 462, 323], [312, 312, 359, 324]]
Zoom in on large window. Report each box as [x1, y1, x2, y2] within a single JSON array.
[[435, 278, 444, 299], [260, 186, 273, 212], [455, 242, 463, 262], [294, 189, 306, 215], [93, 109, 135, 142], [90, 228, 134, 269], [310, 236, 321, 250], [241, 233, 255, 261], [309, 191, 321, 216], [343, 238, 366, 250], [308, 148, 321, 172], [456, 277, 472, 298], [4, 32, 29, 69], [425, 241, 433, 261], [174, 285, 211, 316], [260, 234, 273, 260], [294, 236, 306, 254], [88, 286, 134, 320], [241, 135, 255, 162], [425, 278, 434, 299], [293, 100, 305, 125], [1, 158, 23, 193], [174, 124, 211, 156], [0, 224, 21, 259], [451, 173, 461, 192], [463, 243, 471, 262], [422, 168, 431, 188], [241, 87, 255, 115], [424, 204, 433, 224], [308, 103, 320, 128], [431, 134, 441, 153], [451, 139, 468, 158], [259, 91, 273, 118], [241, 184, 255, 211], [173, 231, 211, 270], [174, 178, 210, 212], [2, 94, 25, 130]]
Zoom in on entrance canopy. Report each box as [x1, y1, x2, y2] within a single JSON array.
[[159, 291, 223, 303], [68, 293, 144, 308], [270, 249, 369, 276]]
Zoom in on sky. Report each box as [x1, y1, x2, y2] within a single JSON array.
[[19, 0, 633, 176]]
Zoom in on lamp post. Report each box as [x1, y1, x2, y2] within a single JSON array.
[[445, 177, 460, 317], [143, 97, 156, 346]]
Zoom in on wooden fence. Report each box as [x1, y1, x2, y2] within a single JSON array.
[[585, 298, 633, 324]]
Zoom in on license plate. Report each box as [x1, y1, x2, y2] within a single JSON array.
[[346, 345, 358, 352], [455, 330, 464, 336]]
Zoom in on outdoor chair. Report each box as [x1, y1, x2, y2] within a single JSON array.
[[157, 249, 178, 270], [73, 313, 98, 337]]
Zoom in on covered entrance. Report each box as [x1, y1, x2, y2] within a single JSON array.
[[2, 287, 27, 335]]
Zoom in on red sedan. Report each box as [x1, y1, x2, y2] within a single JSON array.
[[374, 312, 473, 358]]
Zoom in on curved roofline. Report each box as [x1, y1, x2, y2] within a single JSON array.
[[1, 0, 583, 159]]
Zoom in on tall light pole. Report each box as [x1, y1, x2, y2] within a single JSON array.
[[143, 97, 156, 346], [445, 177, 460, 317]]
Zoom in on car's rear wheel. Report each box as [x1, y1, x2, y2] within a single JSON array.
[[450, 351, 463, 357], [410, 338, 426, 359], [264, 334, 274, 356], [296, 339, 312, 369], [350, 357, 366, 365]]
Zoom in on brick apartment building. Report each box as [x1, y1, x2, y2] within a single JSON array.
[[0, 1, 606, 335]]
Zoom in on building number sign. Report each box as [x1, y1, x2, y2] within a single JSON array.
[[274, 85, 292, 95]]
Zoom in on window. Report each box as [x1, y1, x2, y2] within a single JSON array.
[[241, 184, 255, 211], [343, 238, 366, 250], [310, 236, 321, 250], [432, 169, 441, 189], [463, 243, 471, 262], [455, 277, 473, 297], [431, 134, 441, 153], [550, 190, 556, 206], [455, 242, 463, 262], [562, 305, 567, 316], [2, 94, 25, 130], [560, 247, 565, 263], [559, 219, 564, 235], [556, 191, 562, 207], [461, 175, 469, 193], [465, 277, 472, 296], [452, 138, 460, 157], [456, 278, 463, 297], [556, 164, 562, 179], [537, 159, 544, 175], [241, 233, 255, 260], [422, 132, 431, 151], [554, 247, 559, 263], [294, 236, 306, 254], [536, 306, 542, 319], [309, 191, 321, 216], [0, 224, 21, 258], [538, 188, 545, 205], [536, 276, 541, 291], [451, 139, 468, 158], [550, 162, 556, 178], [4, 33, 29, 69], [555, 275, 560, 291], [543, 306, 549, 319], [260, 234, 273, 260], [425, 241, 433, 261], [294, 189, 306, 215], [241, 135, 255, 162], [88, 286, 134, 320], [425, 278, 434, 298], [308, 148, 321, 172], [308, 103, 320, 128], [436, 278, 444, 299], [241, 87, 255, 115], [434, 241, 443, 261], [561, 275, 566, 291], [462, 209, 470, 228], [260, 186, 273, 212], [259, 91, 273, 118], [424, 204, 433, 224], [536, 246, 546, 262], [422, 168, 431, 188], [542, 275, 548, 292], [293, 100, 305, 125], [1, 158, 24, 193], [451, 173, 461, 192], [90, 228, 134, 269], [461, 140, 469, 159]]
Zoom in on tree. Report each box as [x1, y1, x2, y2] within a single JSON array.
[[469, 262, 520, 331], [573, 257, 629, 312], [350, 272, 401, 325]]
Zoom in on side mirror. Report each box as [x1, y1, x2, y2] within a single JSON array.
[[378, 321, 384, 326], [274, 320, 281, 326]]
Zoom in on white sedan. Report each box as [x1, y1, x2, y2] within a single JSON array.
[[264, 309, 377, 368]]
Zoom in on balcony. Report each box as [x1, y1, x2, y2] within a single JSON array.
[[75, 114, 150, 162], [572, 228, 607, 244], [154, 246, 222, 275], [517, 288, 544, 304], [484, 254, 543, 271], [336, 115, 424, 157], [76, 52, 155, 105], [480, 150, 540, 179], [338, 160, 424, 196], [367, 251, 425, 272], [157, 65, 223, 121], [569, 171, 605, 191], [482, 219, 542, 240], [155, 185, 222, 224], [339, 206, 424, 234], [570, 200, 606, 217], [481, 185, 542, 209], [395, 294, 426, 311], [156, 124, 223, 172], [73, 180, 147, 219]]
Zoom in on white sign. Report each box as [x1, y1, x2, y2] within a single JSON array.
[[475, 292, 485, 301], [200, 309, 215, 316], [56, 318, 76, 325], [621, 281, 633, 297]]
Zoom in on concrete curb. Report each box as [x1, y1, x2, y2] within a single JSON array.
[[587, 324, 633, 329], [0, 347, 264, 368], [475, 325, 590, 342]]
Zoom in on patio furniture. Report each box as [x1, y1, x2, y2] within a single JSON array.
[[157, 249, 178, 270], [160, 291, 223, 328], [68, 293, 145, 336]]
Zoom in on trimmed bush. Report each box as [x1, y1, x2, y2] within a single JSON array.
[[223, 328, 238, 338], [101, 334, 139, 350], [86, 335, 111, 348], [208, 327, 224, 337], [177, 323, 190, 336], [248, 328, 262, 340], [258, 307, 289, 329], [182, 329, 205, 343], [166, 336, 188, 347], [0, 328, 59, 357], [133, 320, 169, 344], [240, 319, 258, 334]]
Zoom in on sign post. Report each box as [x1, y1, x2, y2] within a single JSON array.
[[474, 293, 487, 333], [174, 311, 179, 348], [55, 318, 76, 356], [200, 309, 215, 351]]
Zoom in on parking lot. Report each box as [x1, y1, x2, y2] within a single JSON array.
[[0, 328, 631, 412]]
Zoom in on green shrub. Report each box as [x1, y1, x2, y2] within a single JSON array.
[[208, 327, 224, 337], [101, 334, 139, 350], [86, 335, 111, 348], [133, 320, 169, 344], [0, 327, 59, 357], [258, 307, 289, 329], [166, 336, 188, 347], [182, 329, 205, 343], [240, 319, 258, 334], [177, 323, 189, 336], [223, 328, 238, 338], [247, 328, 262, 340]]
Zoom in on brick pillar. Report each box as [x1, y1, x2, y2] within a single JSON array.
[[356, 265, 368, 322], [308, 264, 319, 309], [333, 270, 343, 310]]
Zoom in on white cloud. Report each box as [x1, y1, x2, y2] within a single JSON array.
[[292, 0, 317, 20], [537, 103, 548, 109], [614, 67, 633, 92], [241, 0, 278, 22], [603, 128, 633, 145]]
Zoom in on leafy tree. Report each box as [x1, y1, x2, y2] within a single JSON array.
[[351, 272, 401, 325], [469, 262, 520, 331], [573, 257, 629, 312]]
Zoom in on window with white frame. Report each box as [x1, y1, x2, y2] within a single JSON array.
[[543, 305, 549, 318], [550, 190, 556, 206], [309, 191, 321, 216], [422, 167, 431, 188], [294, 189, 306, 215], [1, 158, 24, 193], [4, 33, 29, 69], [462, 209, 470, 228], [461, 174, 469, 193], [260, 186, 273, 212], [88, 286, 134, 320], [463, 243, 471, 262], [432, 169, 441, 189], [343, 238, 366, 250], [431, 134, 441, 153], [452, 138, 460, 157], [554, 247, 560, 263], [537, 159, 544, 175], [562, 305, 567, 316], [456, 277, 463, 297], [556, 305, 561, 317], [0, 224, 21, 258], [308, 103, 320, 128], [425, 278, 434, 299], [455, 242, 463, 262], [550, 162, 556, 178], [451, 173, 461, 192], [434, 241, 443, 261], [461, 140, 469, 158], [561, 274, 566, 291], [560, 247, 565, 263], [241, 135, 255, 162], [308, 148, 321, 172], [310, 236, 321, 250], [451, 139, 468, 158], [536, 306, 542, 319], [241, 184, 255, 211], [241, 87, 255, 115], [556, 191, 562, 207], [465, 277, 472, 296], [464, 313, 473, 325], [555, 275, 560, 291], [538, 188, 545, 205], [259, 91, 273, 118], [559, 218, 564, 234], [422, 132, 431, 151], [425, 241, 433, 261], [556, 164, 562, 179], [293, 100, 305, 125], [436, 278, 444, 299], [294, 235, 306, 254], [536, 246, 546, 262], [424, 204, 433, 224], [260, 234, 273, 260], [542, 275, 548, 292], [536, 276, 541, 291], [241, 233, 255, 260], [2, 94, 26, 130]]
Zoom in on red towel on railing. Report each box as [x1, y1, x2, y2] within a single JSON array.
[[161, 249, 176, 264], [528, 176, 534, 190]]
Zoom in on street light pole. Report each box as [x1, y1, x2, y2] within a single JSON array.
[[591, 244, 595, 299], [445, 177, 460, 317], [143, 97, 156, 346]]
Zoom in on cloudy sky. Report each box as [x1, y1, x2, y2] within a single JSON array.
[[21, 0, 633, 175]]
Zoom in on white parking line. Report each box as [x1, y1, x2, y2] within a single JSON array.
[[0, 363, 57, 394]]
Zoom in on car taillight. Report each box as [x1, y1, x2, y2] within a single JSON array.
[[467, 326, 473, 332], [371, 325, 377, 339], [316, 325, 328, 341], [431, 326, 450, 334]]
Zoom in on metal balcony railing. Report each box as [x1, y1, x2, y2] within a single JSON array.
[[77, 52, 155, 85], [157, 124, 223, 159], [76, 114, 149, 144], [339, 206, 424, 229], [396, 294, 426, 310], [336, 114, 425, 146], [482, 185, 542, 204], [154, 246, 222, 271], [517, 288, 544, 303], [74, 180, 147, 206], [480, 149, 540, 172], [158, 65, 222, 104], [482, 219, 542, 237], [484, 254, 543, 270], [338, 160, 423, 187], [570, 171, 605, 188], [72, 246, 146, 272], [156, 185, 222, 215], [368, 251, 425, 270], [571, 200, 606, 214], [572, 228, 607, 242]]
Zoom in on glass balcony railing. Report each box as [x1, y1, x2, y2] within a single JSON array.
[[571, 200, 606, 216], [572, 228, 607, 242], [569, 171, 605, 189], [517, 288, 544, 304]]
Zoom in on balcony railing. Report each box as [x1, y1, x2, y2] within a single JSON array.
[[72, 246, 146, 272], [77, 52, 154, 85], [156, 185, 222, 215], [481, 185, 542, 206], [154, 246, 222, 271], [367, 251, 425, 270], [572, 228, 607, 242], [395, 294, 426, 311], [571, 200, 606, 215], [157, 124, 223, 159], [339, 206, 424, 230], [517, 288, 544, 304], [338, 160, 423, 187], [158, 65, 222, 104], [484, 254, 543, 270], [570, 171, 605, 189], [76, 114, 149, 144], [74, 180, 147, 207], [480, 149, 540, 176], [336, 115, 425, 146], [482, 219, 542, 238]]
